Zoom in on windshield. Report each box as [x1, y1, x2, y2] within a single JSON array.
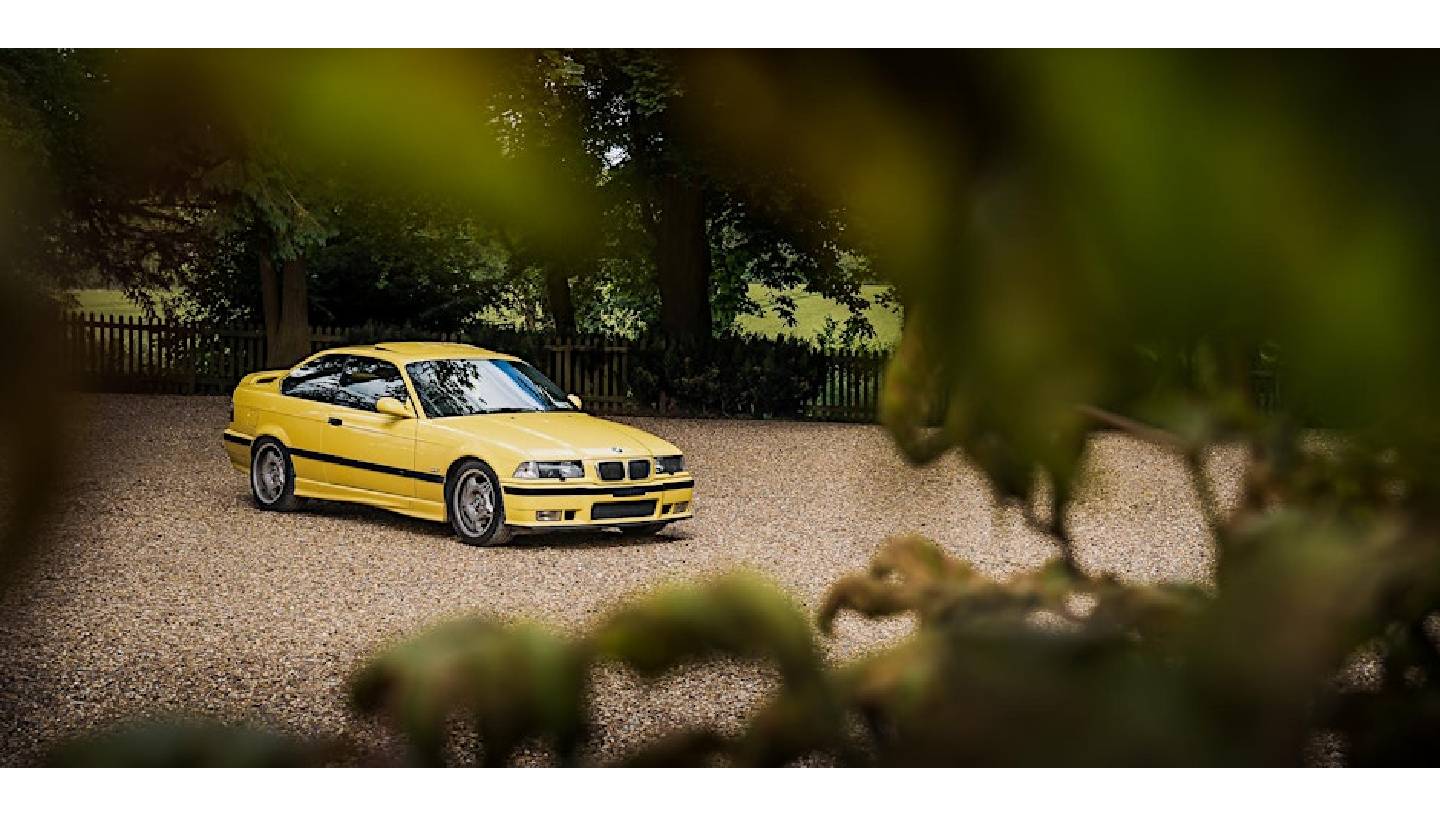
[[405, 358, 575, 418]]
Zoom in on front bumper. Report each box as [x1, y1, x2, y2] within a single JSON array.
[[500, 477, 695, 528]]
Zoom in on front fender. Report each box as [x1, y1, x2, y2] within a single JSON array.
[[445, 444, 529, 485], [413, 436, 527, 504]]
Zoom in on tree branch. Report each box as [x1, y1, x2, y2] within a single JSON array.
[[1077, 404, 1187, 451], [1079, 404, 1226, 553], [1022, 485, 1081, 578], [1184, 450, 1224, 540]]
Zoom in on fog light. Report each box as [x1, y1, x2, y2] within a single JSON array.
[[535, 510, 563, 522], [673, 501, 689, 513]]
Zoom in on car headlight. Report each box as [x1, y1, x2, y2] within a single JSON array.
[[513, 460, 584, 480], [655, 454, 685, 475]]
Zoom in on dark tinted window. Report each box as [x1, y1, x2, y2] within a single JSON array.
[[281, 354, 347, 402], [334, 356, 409, 412]]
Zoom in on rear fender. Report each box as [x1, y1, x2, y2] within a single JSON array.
[[238, 370, 289, 388], [251, 423, 294, 450]]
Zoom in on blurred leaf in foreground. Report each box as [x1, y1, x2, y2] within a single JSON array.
[[350, 618, 587, 766], [591, 571, 822, 688], [51, 720, 323, 768], [591, 572, 853, 766]]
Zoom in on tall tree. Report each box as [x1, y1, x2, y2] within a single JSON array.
[[489, 51, 607, 336], [555, 50, 873, 342], [199, 157, 332, 365], [0, 50, 326, 365], [5, 50, 590, 357]]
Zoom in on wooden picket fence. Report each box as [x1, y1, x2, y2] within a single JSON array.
[[56, 312, 1288, 422], [58, 313, 889, 422], [538, 337, 639, 415], [59, 313, 267, 396], [807, 348, 887, 422]]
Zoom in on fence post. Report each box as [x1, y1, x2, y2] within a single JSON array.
[[186, 322, 198, 396]]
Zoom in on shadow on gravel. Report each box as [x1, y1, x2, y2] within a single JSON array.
[[279, 495, 688, 551], [526, 529, 689, 551], [288, 499, 453, 540]]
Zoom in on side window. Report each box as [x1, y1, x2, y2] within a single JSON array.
[[334, 356, 409, 412], [281, 355, 346, 403]]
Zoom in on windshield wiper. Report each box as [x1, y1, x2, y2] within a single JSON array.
[[480, 407, 541, 414]]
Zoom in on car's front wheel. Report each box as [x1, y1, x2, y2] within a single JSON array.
[[250, 438, 300, 511], [446, 460, 514, 546]]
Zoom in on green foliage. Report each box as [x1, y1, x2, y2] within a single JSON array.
[[736, 282, 901, 350], [339, 513, 1436, 767], [530, 50, 880, 338], [625, 333, 830, 418], [206, 195, 518, 329], [50, 720, 322, 768], [336, 573, 851, 767], [350, 618, 588, 766], [66, 288, 149, 317], [592, 572, 822, 686], [5, 49, 894, 342], [590, 573, 851, 766], [0, 278, 69, 585], [24, 50, 1440, 768], [329, 51, 1440, 767]]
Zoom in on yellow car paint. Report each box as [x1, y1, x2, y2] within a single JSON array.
[[223, 341, 694, 531]]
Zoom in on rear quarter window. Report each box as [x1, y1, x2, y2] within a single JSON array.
[[281, 355, 347, 402]]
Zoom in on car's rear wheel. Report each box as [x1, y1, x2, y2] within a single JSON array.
[[447, 460, 514, 546], [251, 438, 300, 512]]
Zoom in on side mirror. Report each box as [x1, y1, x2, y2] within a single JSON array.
[[376, 396, 414, 419], [567, 394, 583, 411]]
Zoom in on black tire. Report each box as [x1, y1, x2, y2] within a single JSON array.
[[445, 459, 514, 546], [627, 522, 671, 536], [250, 437, 300, 512]]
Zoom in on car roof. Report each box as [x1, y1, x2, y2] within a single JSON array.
[[310, 341, 520, 365]]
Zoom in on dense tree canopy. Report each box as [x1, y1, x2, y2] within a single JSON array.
[[0, 49, 891, 357]]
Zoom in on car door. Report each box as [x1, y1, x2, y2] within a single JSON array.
[[322, 355, 419, 499], [276, 353, 349, 486]]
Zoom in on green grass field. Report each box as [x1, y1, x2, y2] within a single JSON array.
[[736, 284, 900, 348], [67, 283, 903, 347], [69, 289, 150, 318]]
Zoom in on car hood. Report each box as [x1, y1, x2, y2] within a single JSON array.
[[431, 411, 679, 460]]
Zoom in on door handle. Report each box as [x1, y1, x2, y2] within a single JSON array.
[[328, 417, 342, 426]]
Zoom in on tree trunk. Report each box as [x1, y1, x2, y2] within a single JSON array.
[[260, 252, 312, 368], [544, 267, 577, 336], [654, 175, 712, 341]]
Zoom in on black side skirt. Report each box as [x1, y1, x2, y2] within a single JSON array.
[[221, 431, 444, 485]]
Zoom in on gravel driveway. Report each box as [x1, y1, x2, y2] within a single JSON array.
[[0, 394, 1239, 765]]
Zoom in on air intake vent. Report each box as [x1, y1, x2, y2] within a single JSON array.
[[597, 461, 624, 481], [627, 459, 651, 480], [591, 500, 656, 520]]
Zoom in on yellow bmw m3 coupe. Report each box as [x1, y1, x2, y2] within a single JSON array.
[[222, 342, 694, 546]]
